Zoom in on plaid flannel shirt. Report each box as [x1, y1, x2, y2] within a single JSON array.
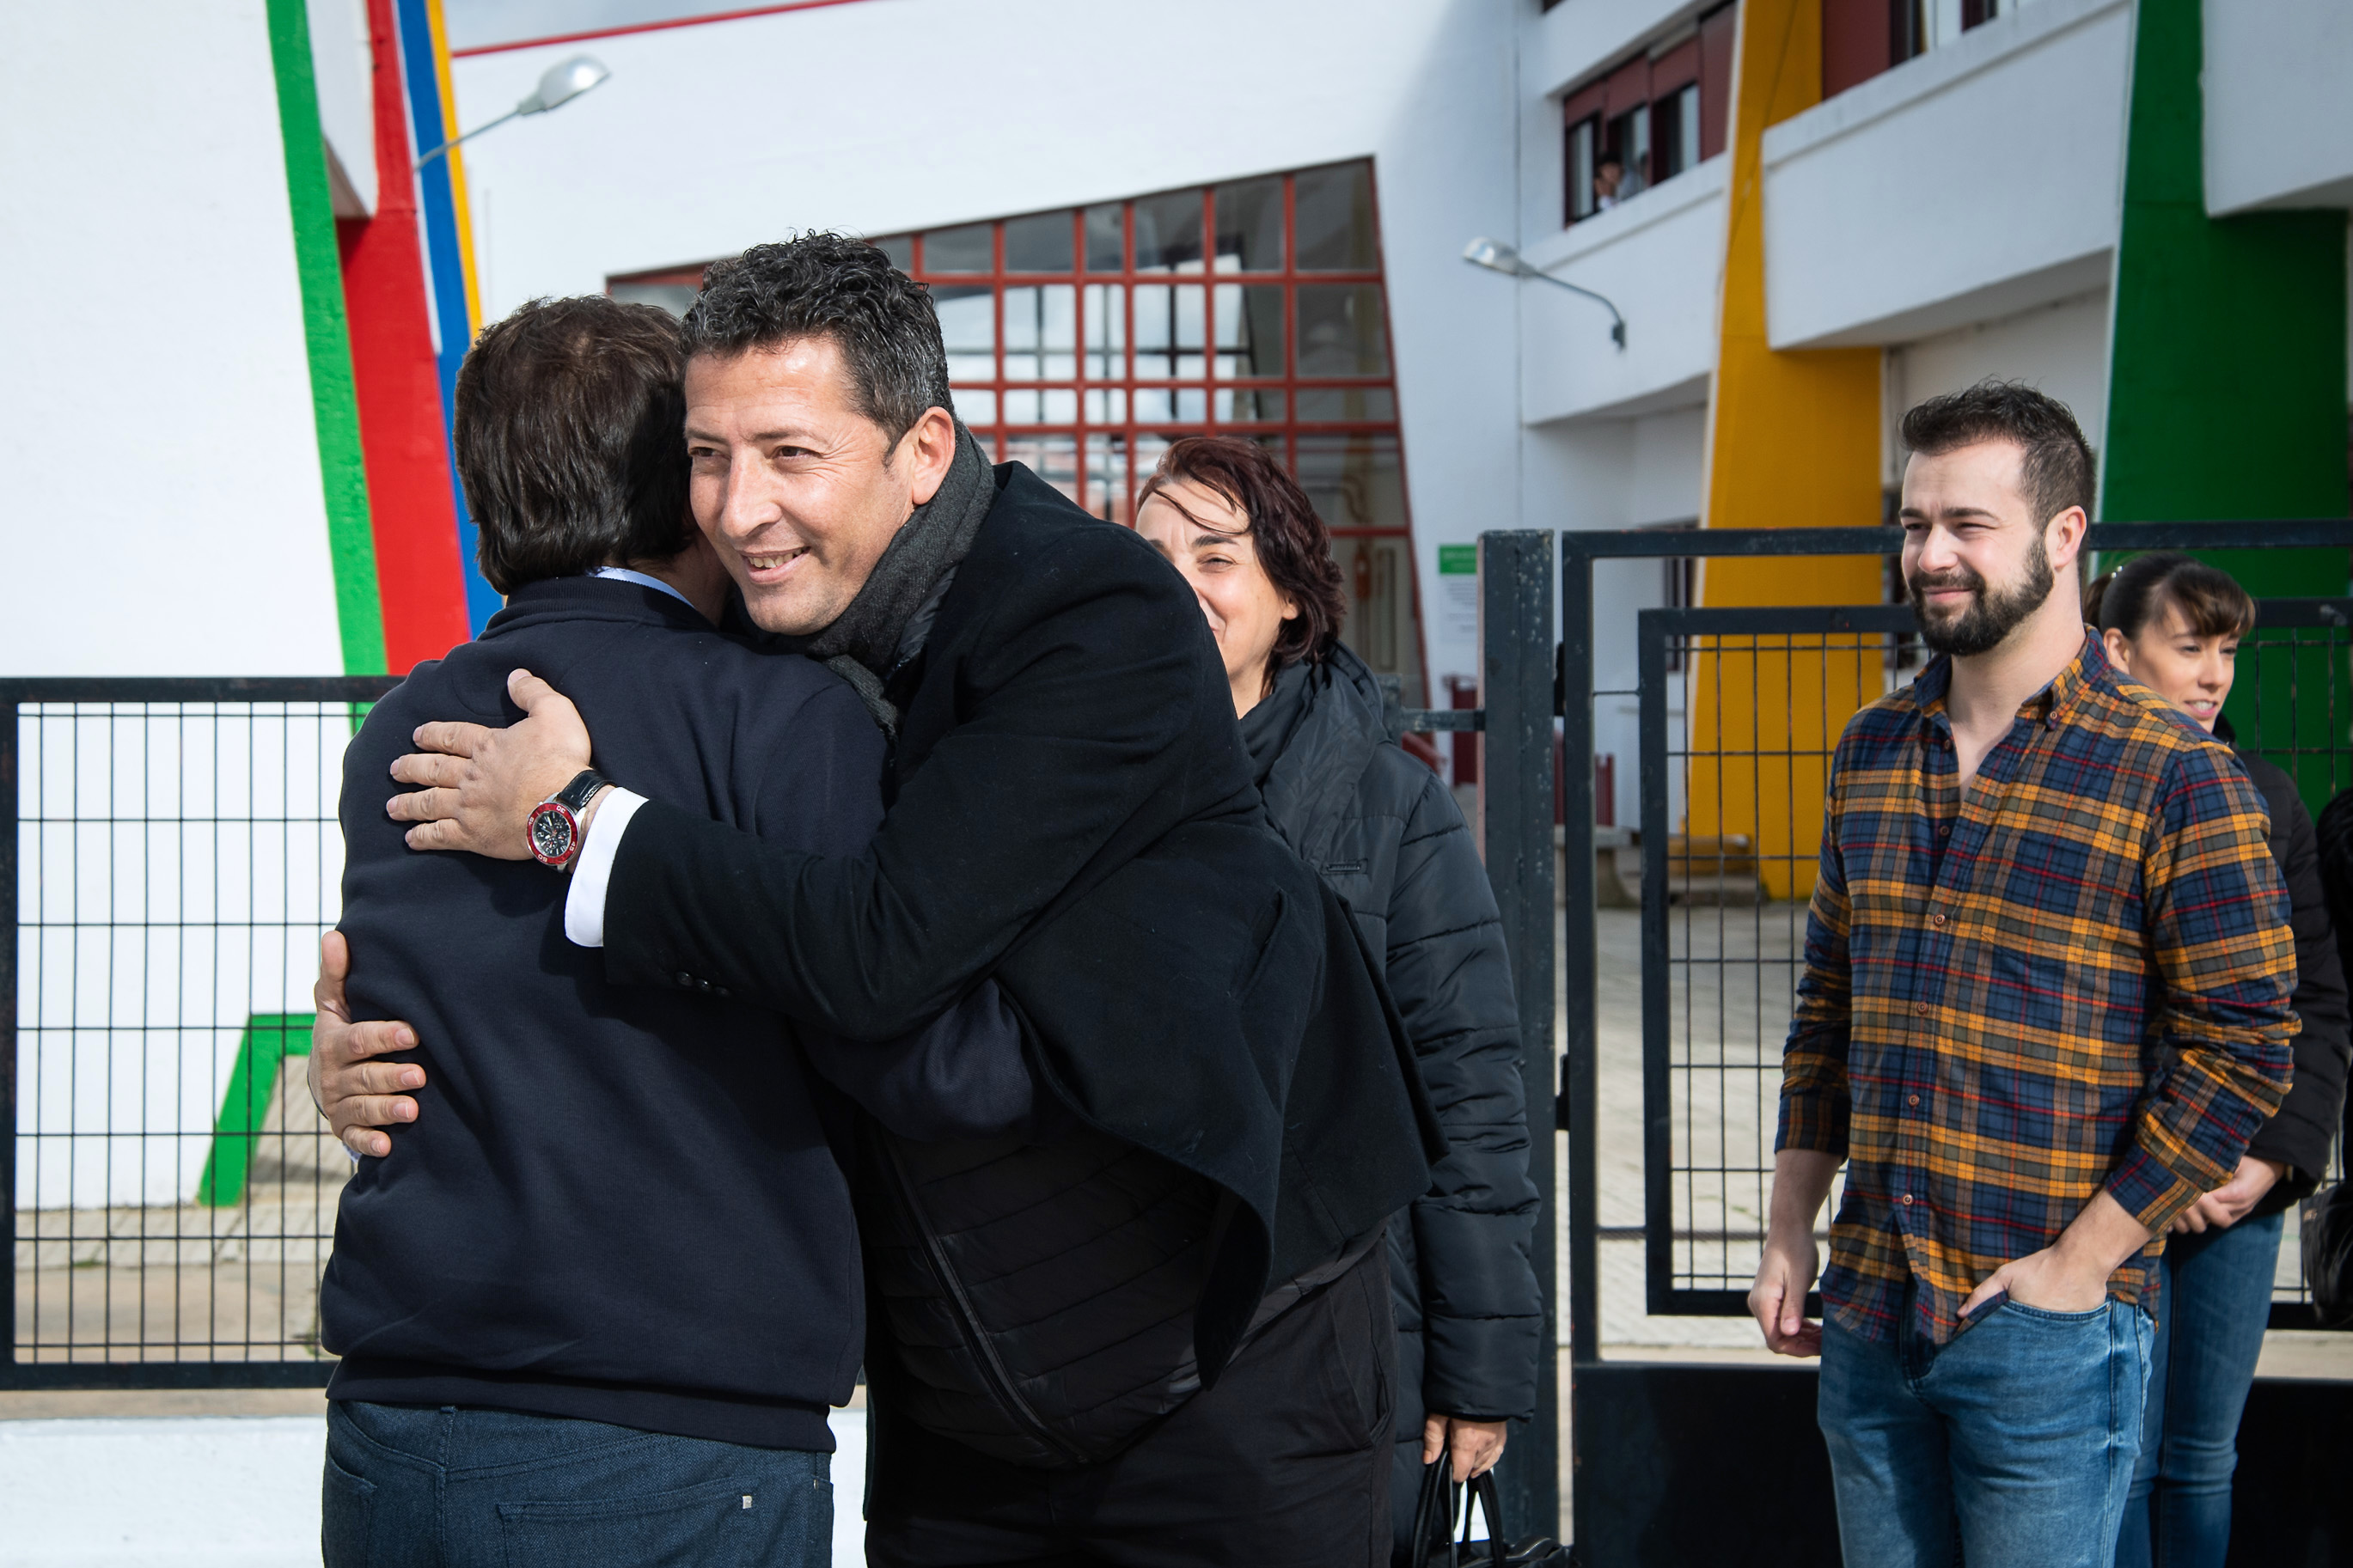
[[1777, 634, 2295, 1345]]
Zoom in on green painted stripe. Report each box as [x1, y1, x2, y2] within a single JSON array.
[[266, 0, 387, 675], [197, 1014, 317, 1208], [2101, 0, 2350, 813]]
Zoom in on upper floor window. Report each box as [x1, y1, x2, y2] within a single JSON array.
[[1563, 3, 1734, 224], [1824, 0, 2049, 99], [606, 160, 1430, 704]]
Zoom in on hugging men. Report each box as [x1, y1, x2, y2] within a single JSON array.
[[315, 238, 1439, 1566]]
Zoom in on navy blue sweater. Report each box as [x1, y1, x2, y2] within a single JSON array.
[[321, 576, 985, 1449]]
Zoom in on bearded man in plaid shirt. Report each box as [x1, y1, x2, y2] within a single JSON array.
[[1747, 381, 2297, 1568]]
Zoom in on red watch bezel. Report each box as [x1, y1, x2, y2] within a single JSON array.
[[527, 799, 582, 869]]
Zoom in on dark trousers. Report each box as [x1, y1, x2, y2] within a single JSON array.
[[866, 1242, 1397, 1567], [323, 1401, 832, 1568]]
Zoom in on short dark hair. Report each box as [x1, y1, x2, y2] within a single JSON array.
[[454, 296, 692, 595], [1139, 436, 1348, 694], [2084, 552, 2255, 640], [682, 233, 952, 448], [1900, 380, 2096, 530]]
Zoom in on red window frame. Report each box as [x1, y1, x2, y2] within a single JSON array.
[[608, 160, 1427, 699], [878, 163, 1409, 534]]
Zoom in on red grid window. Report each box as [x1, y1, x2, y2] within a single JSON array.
[[608, 159, 1425, 701]]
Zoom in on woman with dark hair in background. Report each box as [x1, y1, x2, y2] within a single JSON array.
[[2087, 552, 2350, 1568], [1134, 437, 1543, 1561]]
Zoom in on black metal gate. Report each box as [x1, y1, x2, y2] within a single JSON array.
[[3, 676, 398, 1389]]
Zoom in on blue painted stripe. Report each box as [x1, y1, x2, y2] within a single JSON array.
[[394, 0, 503, 633]]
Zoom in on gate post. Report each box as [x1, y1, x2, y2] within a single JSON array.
[[1477, 532, 1559, 1539]]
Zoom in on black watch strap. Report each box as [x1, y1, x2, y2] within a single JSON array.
[[552, 768, 611, 813]]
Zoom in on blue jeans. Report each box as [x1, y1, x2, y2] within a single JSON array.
[[1818, 1296, 2154, 1568], [323, 1401, 832, 1568], [2114, 1210, 2283, 1568]]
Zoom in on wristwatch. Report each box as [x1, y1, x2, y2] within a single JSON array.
[[526, 768, 613, 871]]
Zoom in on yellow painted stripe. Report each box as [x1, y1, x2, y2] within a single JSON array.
[[424, 0, 482, 330], [1687, 0, 1884, 895]]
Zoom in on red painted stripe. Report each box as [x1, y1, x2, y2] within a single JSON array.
[[342, 0, 474, 672], [449, 0, 878, 58]]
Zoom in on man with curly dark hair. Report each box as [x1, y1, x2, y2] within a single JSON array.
[[314, 234, 1438, 1565]]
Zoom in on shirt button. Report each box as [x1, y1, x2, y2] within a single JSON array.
[[1908, 1095, 1921, 1107], [1915, 1002, 1930, 1016], [1929, 912, 1947, 927], [1901, 1193, 1915, 1205], [1939, 825, 1951, 838], [675, 972, 694, 988]]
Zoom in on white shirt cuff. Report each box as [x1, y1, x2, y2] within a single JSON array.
[[563, 787, 647, 949]]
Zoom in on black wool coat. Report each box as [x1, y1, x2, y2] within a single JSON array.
[[1245, 648, 1543, 1431], [2220, 722, 2351, 1207], [603, 465, 1441, 1382]]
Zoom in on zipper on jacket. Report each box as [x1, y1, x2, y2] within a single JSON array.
[[880, 1134, 1090, 1467]]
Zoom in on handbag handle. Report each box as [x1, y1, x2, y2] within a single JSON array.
[[1461, 1471, 1509, 1568], [1408, 1452, 1457, 1568]]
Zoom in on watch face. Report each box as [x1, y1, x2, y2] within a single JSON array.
[[529, 802, 578, 865]]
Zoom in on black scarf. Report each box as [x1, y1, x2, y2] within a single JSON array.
[[802, 422, 995, 732]]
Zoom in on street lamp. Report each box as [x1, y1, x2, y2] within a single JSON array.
[[417, 55, 612, 165], [1463, 236, 1627, 349]]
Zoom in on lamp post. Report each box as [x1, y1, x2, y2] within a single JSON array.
[[416, 55, 612, 165], [1463, 236, 1627, 349]]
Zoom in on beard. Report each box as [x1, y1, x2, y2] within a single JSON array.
[[1908, 534, 2055, 657]]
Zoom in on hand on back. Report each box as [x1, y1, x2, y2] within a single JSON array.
[[386, 670, 590, 857], [309, 931, 425, 1156]]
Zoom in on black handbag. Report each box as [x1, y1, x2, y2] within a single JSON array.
[[1407, 1455, 1574, 1568], [2303, 1182, 2353, 1329]]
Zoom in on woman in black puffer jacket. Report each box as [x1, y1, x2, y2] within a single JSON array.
[[1134, 437, 1543, 1560], [2087, 555, 2350, 1568]]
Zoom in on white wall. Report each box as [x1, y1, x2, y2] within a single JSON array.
[[2205, 0, 2353, 216], [309, 0, 377, 217], [1524, 403, 1706, 825], [448, 0, 1519, 685], [0, 3, 347, 678], [1884, 290, 2112, 479], [1517, 158, 1727, 424], [1760, 0, 2129, 348]]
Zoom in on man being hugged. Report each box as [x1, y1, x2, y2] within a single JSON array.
[[320, 295, 1024, 1566], [1747, 382, 2295, 1568]]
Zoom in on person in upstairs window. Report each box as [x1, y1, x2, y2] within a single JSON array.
[[2085, 552, 2349, 1568], [1593, 154, 1626, 210], [1746, 381, 2296, 1568], [1133, 436, 1543, 1565]]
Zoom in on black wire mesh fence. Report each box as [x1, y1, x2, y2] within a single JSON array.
[[1634, 603, 2351, 1324], [6, 678, 396, 1386]]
